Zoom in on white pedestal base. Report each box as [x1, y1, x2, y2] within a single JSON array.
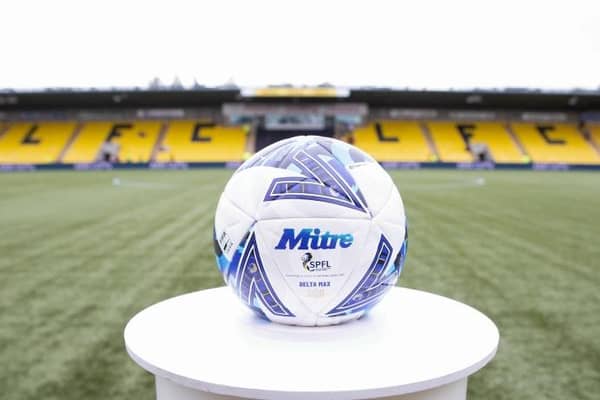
[[125, 287, 498, 400], [156, 376, 468, 400]]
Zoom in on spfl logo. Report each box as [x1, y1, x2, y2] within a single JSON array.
[[301, 252, 332, 272]]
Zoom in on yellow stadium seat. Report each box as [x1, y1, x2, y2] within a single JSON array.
[[155, 121, 246, 162], [352, 121, 431, 162], [587, 124, 600, 150], [426, 122, 475, 162], [0, 122, 75, 164], [511, 123, 600, 164], [0, 123, 7, 142], [470, 122, 524, 162], [63, 121, 161, 163], [428, 122, 523, 163]]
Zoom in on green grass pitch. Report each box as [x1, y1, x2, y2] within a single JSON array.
[[0, 169, 599, 400]]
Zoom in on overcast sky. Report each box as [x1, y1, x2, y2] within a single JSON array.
[[1, 0, 599, 90]]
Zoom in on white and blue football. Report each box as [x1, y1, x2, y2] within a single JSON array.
[[213, 136, 407, 326]]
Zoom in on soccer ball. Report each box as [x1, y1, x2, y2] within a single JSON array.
[[213, 136, 407, 326]]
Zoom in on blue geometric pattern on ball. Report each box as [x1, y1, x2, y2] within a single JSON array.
[[326, 234, 399, 317], [234, 232, 295, 318], [394, 227, 408, 276], [238, 137, 372, 174], [252, 139, 370, 213]]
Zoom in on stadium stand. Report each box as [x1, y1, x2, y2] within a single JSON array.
[[0, 123, 6, 144], [62, 121, 161, 163], [255, 127, 334, 152], [1, 118, 599, 166], [0, 122, 75, 164], [426, 122, 474, 162], [587, 124, 600, 149], [352, 121, 432, 162], [425, 122, 526, 163], [511, 123, 600, 164], [155, 121, 247, 162], [466, 122, 524, 163]]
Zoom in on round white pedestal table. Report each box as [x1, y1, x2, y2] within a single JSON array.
[[125, 287, 499, 400]]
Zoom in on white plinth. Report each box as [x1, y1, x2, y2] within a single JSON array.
[[124, 287, 499, 400]]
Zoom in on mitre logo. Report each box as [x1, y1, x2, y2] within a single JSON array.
[[274, 228, 354, 250]]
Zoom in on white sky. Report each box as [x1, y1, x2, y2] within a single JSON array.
[[1, 0, 600, 90]]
